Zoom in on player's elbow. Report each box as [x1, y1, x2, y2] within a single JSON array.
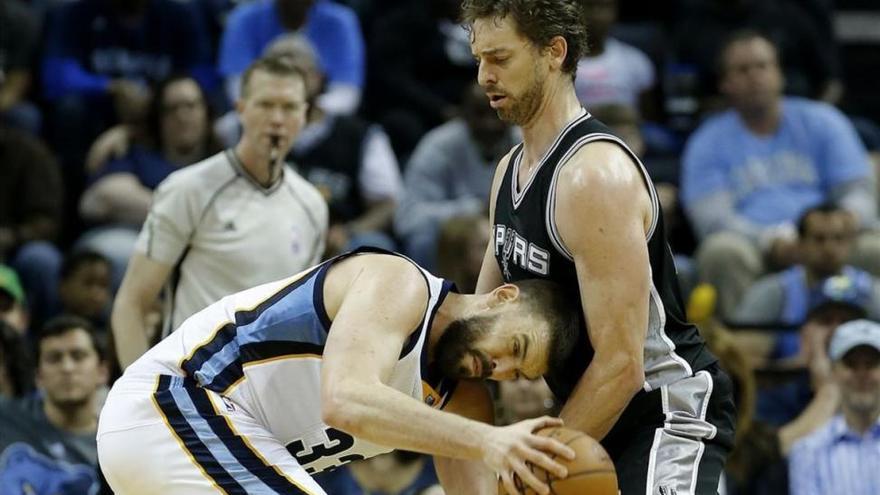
[[620, 358, 645, 395], [321, 385, 363, 435], [601, 353, 644, 397]]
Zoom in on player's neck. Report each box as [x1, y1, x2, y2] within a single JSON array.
[[520, 84, 583, 167], [428, 292, 479, 355]]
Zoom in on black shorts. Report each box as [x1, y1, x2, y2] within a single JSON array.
[[601, 363, 736, 495]]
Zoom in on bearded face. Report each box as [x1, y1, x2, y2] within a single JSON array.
[[492, 65, 546, 126], [433, 317, 493, 379]]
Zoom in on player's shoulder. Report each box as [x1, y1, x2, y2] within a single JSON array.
[[352, 253, 430, 298], [564, 138, 638, 181]]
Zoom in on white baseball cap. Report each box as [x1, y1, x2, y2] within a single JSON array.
[[829, 319, 880, 361]]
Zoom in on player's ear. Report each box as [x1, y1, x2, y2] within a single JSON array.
[[546, 35, 567, 70], [489, 284, 520, 307]]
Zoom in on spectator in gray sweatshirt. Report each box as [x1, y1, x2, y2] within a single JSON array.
[[394, 83, 519, 269]]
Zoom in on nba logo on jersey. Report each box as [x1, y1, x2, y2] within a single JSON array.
[[421, 382, 443, 409], [494, 224, 551, 277]]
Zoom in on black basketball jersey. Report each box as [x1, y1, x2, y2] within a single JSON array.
[[492, 110, 716, 402]]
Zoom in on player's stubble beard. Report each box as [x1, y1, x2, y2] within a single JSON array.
[[496, 65, 545, 126], [434, 316, 493, 380]]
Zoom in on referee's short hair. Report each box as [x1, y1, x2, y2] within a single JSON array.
[[240, 55, 308, 99]]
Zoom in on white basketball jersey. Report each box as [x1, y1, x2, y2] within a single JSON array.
[[128, 250, 457, 475]]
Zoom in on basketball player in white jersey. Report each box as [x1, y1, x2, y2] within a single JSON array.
[[97, 249, 580, 495]]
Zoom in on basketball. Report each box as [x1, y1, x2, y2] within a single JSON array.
[[498, 427, 618, 495]]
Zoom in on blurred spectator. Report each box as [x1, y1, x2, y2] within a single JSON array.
[[672, 0, 840, 104], [366, 0, 476, 157], [0, 266, 28, 336], [0, 316, 108, 494], [41, 0, 213, 245], [835, 0, 880, 130], [111, 56, 327, 369], [751, 275, 868, 427], [0, 321, 32, 398], [78, 75, 221, 284], [681, 31, 880, 320], [394, 83, 518, 268], [435, 215, 490, 293], [788, 319, 880, 495], [57, 252, 112, 333], [495, 377, 557, 425], [734, 204, 880, 360], [0, 0, 41, 134], [316, 451, 442, 495], [219, 0, 364, 116], [273, 35, 400, 257], [575, 0, 657, 118], [0, 127, 63, 325]]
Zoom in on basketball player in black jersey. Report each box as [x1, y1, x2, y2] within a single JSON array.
[[436, 2, 737, 494]]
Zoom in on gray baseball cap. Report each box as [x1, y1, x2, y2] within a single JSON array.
[[829, 319, 880, 361]]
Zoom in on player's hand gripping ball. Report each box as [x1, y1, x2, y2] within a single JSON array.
[[498, 427, 618, 495]]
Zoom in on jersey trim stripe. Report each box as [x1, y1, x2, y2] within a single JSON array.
[[151, 376, 233, 494], [511, 109, 590, 208], [179, 266, 324, 383], [214, 341, 327, 394], [153, 376, 248, 494], [153, 375, 317, 494], [644, 283, 693, 392], [544, 133, 660, 263]]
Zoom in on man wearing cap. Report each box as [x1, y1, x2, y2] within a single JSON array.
[[788, 319, 880, 495], [0, 265, 27, 334]]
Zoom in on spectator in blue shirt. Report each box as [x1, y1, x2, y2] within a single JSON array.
[[681, 30, 880, 321], [788, 319, 880, 495], [218, 0, 364, 116]]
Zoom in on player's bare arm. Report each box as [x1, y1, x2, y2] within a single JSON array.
[[432, 380, 496, 495], [320, 254, 573, 495], [111, 252, 173, 369], [475, 148, 515, 294], [554, 141, 652, 439]]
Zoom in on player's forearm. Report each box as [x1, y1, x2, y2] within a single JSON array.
[[559, 355, 644, 440], [111, 296, 153, 369], [323, 382, 492, 462], [434, 457, 495, 495]]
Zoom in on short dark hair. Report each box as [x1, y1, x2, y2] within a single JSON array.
[[60, 250, 110, 281], [797, 202, 846, 237], [514, 279, 581, 371], [0, 321, 33, 397], [716, 29, 780, 77], [240, 54, 308, 99], [35, 316, 105, 363], [461, 0, 589, 80]]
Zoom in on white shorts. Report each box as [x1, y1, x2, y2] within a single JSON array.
[[97, 374, 326, 495]]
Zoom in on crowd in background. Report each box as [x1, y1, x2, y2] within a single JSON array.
[[1, 0, 880, 494]]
